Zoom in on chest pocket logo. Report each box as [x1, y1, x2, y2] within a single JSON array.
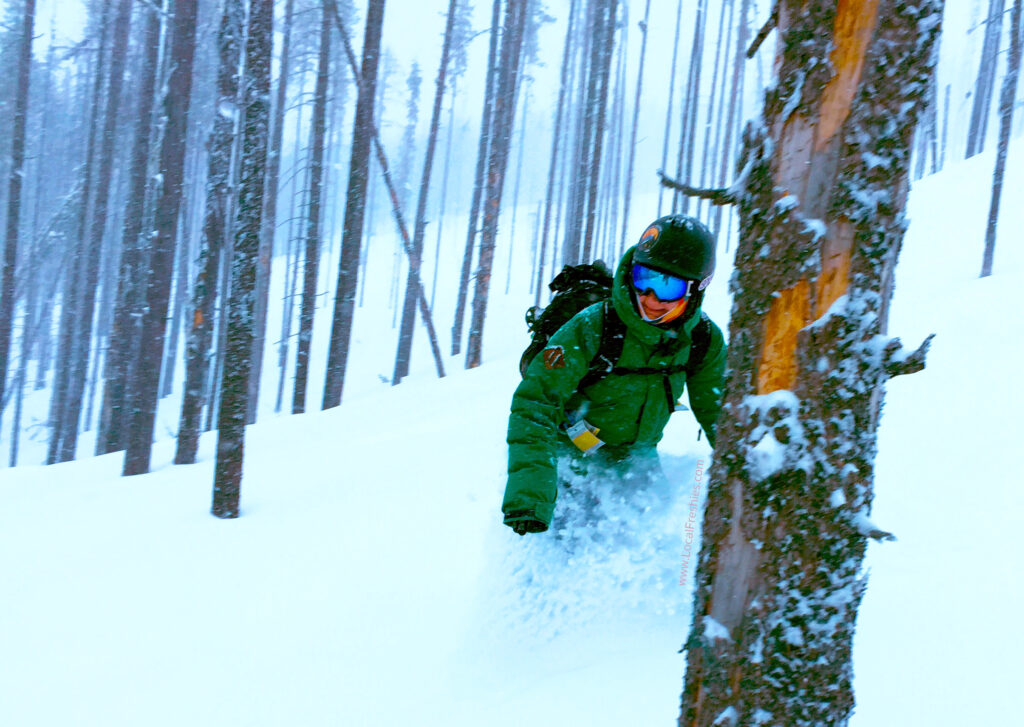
[[543, 346, 566, 370]]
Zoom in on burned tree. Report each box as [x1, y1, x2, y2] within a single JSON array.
[[661, 0, 944, 723]]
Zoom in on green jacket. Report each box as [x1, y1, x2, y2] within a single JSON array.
[[503, 245, 727, 527]]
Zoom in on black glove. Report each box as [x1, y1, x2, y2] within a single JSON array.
[[504, 510, 548, 536]]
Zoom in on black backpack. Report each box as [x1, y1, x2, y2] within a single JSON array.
[[520, 262, 712, 405]]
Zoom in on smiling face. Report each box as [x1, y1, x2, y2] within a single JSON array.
[[636, 291, 688, 324]]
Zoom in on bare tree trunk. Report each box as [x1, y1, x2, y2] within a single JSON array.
[[97, 1, 163, 454], [322, 0, 387, 408], [123, 0, 198, 477], [0, 0, 36, 416], [620, 0, 652, 252], [675, 0, 708, 216], [292, 2, 332, 413], [175, 0, 242, 465], [451, 0, 502, 357], [534, 0, 579, 307], [672, 0, 943, 723], [580, 0, 619, 262], [981, 0, 1022, 277], [966, 0, 1006, 158], [49, 3, 112, 465], [212, 0, 273, 518], [658, 0, 685, 216], [392, 0, 459, 384], [465, 0, 528, 368], [248, 0, 297, 425]]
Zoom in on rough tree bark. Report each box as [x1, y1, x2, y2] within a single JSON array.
[[123, 0, 198, 476], [211, 0, 273, 518], [249, 0, 297, 424], [981, 0, 1022, 277], [667, 0, 944, 723], [175, 0, 242, 465]]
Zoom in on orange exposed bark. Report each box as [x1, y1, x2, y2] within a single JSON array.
[[816, 0, 880, 149], [757, 279, 811, 394]]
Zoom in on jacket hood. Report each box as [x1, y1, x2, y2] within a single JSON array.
[[611, 245, 705, 348]]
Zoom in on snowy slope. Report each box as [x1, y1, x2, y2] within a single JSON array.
[[2, 148, 1023, 726]]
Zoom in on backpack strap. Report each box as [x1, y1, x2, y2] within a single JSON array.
[[578, 301, 626, 392], [684, 313, 712, 378]]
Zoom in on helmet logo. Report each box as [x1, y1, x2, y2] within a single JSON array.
[[638, 224, 660, 252]]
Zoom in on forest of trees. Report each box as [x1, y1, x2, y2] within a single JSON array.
[[0, 0, 1019, 503], [0, 0, 1020, 720]]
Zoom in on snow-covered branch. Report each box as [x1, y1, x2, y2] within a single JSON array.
[[883, 333, 935, 378]]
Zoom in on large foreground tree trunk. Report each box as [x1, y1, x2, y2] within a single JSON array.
[[669, 1, 944, 724], [211, 0, 273, 518]]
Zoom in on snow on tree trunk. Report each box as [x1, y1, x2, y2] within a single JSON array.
[[670, 1, 944, 724], [175, 0, 242, 465], [249, 0, 297, 425], [464, 0, 528, 368], [0, 0, 35, 418], [211, 0, 273, 518], [392, 0, 458, 384], [123, 0, 198, 477], [981, 0, 1022, 277], [321, 0, 386, 409]]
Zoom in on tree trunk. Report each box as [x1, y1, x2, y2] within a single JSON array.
[[292, 2, 332, 413], [580, 0, 619, 262], [451, 0, 502, 357], [674, 0, 943, 723], [675, 0, 708, 216], [465, 0, 528, 368], [966, 0, 1006, 158], [123, 0, 198, 476], [981, 0, 1022, 277], [97, 1, 163, 454], [620, 0, 652, 255], [175, 0, 242, 465], [321, 0, 386, 409], [249, 0, 297, 425], [392, 0, 459, 384], [211, 0, 273, 518], [658, 0, 685, 216], [0, 0, 35, 416]]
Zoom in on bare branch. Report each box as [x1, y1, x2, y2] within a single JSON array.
[[747, 2, 779, 59], [883, 333, 935, 378], [657, 170, 737, 205]]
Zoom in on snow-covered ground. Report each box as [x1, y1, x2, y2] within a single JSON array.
[[2, 138, 1022, 725]]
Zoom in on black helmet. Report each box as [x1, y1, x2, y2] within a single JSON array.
[[632, 214, 716, 290]]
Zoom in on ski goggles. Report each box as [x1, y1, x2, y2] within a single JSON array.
[[630, 264, 693, 302]]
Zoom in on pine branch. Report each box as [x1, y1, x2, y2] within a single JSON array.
[[657, 170, 737, 205]]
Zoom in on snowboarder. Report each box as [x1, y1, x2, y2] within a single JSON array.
[[502, 214, 728, 535]]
